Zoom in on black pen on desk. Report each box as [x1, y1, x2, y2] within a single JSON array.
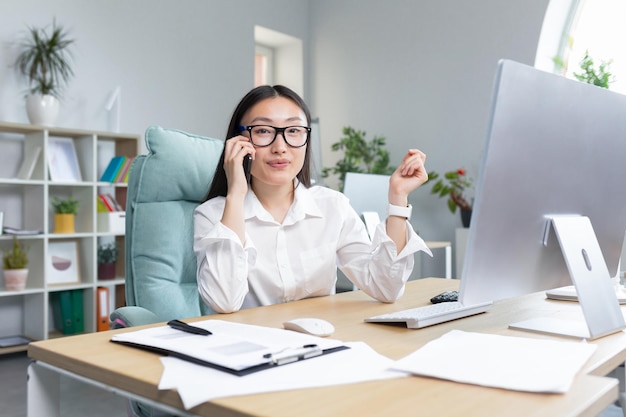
[[167, 319, 212, 336]]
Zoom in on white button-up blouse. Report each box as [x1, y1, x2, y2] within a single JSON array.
[[193, 183, 431, 313]]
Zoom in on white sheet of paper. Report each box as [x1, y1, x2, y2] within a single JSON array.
[[159, 341, 408, 410], [391, 329, 597, 393]]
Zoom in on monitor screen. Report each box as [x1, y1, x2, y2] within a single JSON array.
[[459, 59, 626, 305]]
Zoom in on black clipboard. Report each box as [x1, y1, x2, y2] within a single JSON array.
[[110, 319, 350, 377], [112, 340, 350, 376]]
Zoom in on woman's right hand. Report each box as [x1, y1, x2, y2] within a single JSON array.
[[224, 136, 256, 196]]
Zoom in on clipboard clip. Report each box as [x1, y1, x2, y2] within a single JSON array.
[[263, 344, 322, 365]]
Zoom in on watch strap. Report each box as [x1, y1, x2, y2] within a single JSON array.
[[387, 203, 412, 220]]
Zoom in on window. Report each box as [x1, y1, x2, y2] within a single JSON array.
[[536, 0, 626, 93], [255, 44, 274, 87]]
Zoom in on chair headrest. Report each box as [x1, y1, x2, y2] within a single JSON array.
[[136, 126, 224, 203]]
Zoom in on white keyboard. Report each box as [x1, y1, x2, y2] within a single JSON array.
[[364, 301, 493, 329]]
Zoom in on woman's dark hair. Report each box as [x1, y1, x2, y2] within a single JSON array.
[[204, 85, 312, 201]]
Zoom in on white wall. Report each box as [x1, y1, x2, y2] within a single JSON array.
[[309, 0, 550, 275], [0, 0, 553, 276], [0, 0, 310, 143]]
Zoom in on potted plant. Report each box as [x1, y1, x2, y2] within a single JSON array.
[[572, 51, 614, 89], [97, 242, 118, 280], [13, 19, 75, 126], [322, 126, 395, 191], [428, 168, 473, 227], [554, 50, 614, 89], [3, 236, 29, 291], [51, 196, 79, 233]]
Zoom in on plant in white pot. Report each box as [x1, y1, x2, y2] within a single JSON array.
[[3, 236, 29, 291], [14, 19, 75, 126]]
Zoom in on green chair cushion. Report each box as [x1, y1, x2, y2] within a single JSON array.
[[136, 126, 224, 202], [124, 126, 224, 321]]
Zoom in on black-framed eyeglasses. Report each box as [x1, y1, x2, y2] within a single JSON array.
[[242, 125, 311, 148]]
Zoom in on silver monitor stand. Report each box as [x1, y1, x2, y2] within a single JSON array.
[[509, 215, 626, 340]]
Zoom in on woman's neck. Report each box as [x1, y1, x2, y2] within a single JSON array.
[[252, 181, 295, 223]]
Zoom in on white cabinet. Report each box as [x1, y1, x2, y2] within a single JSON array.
[[0, 121, 139, 353]]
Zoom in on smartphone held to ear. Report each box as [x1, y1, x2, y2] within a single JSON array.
[[243, 154, 252, 183]]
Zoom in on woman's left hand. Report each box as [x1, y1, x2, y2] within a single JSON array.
[[388, 149, 428, 204]]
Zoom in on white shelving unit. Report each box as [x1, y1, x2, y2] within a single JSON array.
[[0, 121, 139, 354]]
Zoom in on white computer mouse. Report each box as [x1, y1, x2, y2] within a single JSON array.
[[283, 318, 335, 337]]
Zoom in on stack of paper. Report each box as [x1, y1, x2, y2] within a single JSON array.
[[391, 330, 597, 393], [112, 319, 408, 409], [160, 341, 406, 410]]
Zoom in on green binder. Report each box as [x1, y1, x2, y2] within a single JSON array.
[[72, 289, 84, 333], [52, 290, 73, 335]]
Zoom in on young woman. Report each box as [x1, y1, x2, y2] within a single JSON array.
[[194, 85, 431, 313]]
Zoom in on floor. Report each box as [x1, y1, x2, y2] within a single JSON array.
[[1, 350, 625, 417]]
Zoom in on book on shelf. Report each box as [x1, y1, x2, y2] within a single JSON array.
[[51, 289, 85, 335], [97, 194, 115, 212], [106, 193, 124, 211], [3, 226, 43, 235], [97, 287, 110, 332], [100, 156, 125, 182], [115, 157, 133, 183], [0, 335, 33, 348], [16, 146, 42, 180], [97, 194, 122, 212], [72, 290, 84, 333], [100, 156, 134, 183]]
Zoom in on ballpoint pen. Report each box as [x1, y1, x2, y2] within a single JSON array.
[[167, 319, 212, 336]]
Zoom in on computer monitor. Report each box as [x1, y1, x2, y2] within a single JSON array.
[[459, 59, 626, 306]]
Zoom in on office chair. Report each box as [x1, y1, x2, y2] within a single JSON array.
[[109, 126, 223, 417], [337, 172, 391, 291], [342, 172, 390, 222], [341, 172, 451, 281]]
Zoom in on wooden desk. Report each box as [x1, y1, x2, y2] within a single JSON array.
[[28, 278, 622, 417]]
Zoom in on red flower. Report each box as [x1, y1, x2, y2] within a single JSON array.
[[427, 168, 473, 213]]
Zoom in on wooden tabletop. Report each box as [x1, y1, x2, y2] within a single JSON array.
[[29, 278, 622, 417]]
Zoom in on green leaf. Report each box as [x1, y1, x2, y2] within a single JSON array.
[[447, 199, 457, 214], [428, 168, 473, 214], [321, 125, 396, 190], [573, 50, 613, 89], [14, 19, 75, 98]]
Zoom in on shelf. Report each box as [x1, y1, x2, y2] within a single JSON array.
[[0, 288, 45, 298], [0, 121, 139, 353], [0, 344, 29, 355]]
